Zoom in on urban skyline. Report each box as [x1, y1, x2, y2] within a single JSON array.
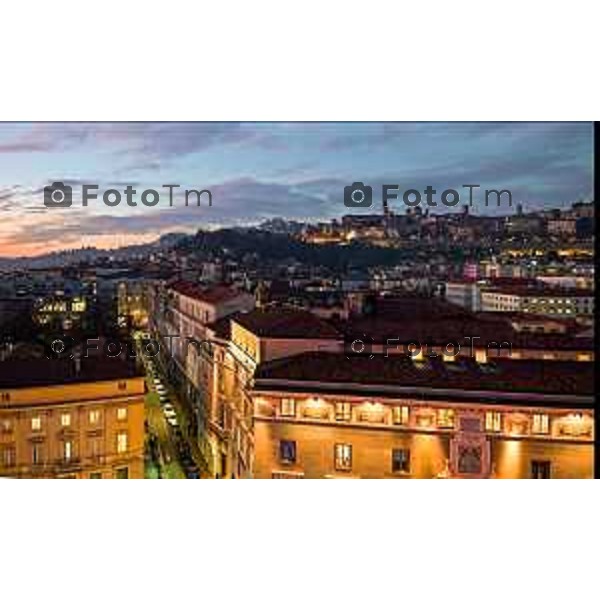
[[0, 121, 593, 256]]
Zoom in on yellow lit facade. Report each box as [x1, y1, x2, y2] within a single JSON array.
[[0, 377, 145, 479], [252, 392, 594, 479]]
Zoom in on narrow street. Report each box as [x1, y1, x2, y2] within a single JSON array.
[[137, 333, 199, 479]]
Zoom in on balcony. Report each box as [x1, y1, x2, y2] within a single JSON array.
[[53, 457, 82, 473]]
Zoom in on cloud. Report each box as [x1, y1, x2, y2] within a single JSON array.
[[0, 122, 593, 255], [0, 122, 261, 160]]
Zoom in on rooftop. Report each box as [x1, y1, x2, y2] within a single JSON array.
[[0, 356, 143, 390], [341, 297, 593, 351], [233, 308, 341, 339], [253, 352, 594, 406], [169, 281, 250, 304], [206, 313, 240, 340]]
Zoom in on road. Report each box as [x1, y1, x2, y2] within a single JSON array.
[[136, 332, 197, 479]]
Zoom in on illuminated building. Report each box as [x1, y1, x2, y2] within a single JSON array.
[[547, 218, 577, 237], [481, 285, 594, 320], [250, 353, 594, 478], [117, 280, 150, 329], [151, 281, 255, 476], [33, 295, 89, 330], [0, 357, 145, 479]]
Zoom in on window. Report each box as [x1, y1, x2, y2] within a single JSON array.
[[335, 402, 352, 422], [31, 416, 42, 431], [89, 410, 100, 425], [2, 446, 15, 467], [90, 472, 102, 479], [280, 398, 296, 417], [279, 440, 297, 464], [437, 409, 455, 429], [334, 443, 352, 471], [485, 411, 502, 433], [1, 419, 12, 433], [60, 413, 71, 428], [118, 381, 127, 391], [115, 466, 129, 479], [117, 432, 128, 454], [1, 392, 10, 402], [532, 413, 550, 435], [117, 407, 128, 421], [391, 448, 411, 474], [392, 405, 409, 426], [88, 437, 102, 458], [531, 460, 551, 479], [32, 443, 43, 465], [63, 440, 73, 461]]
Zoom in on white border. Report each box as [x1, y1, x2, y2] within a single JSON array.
[[1, 3, 597, 599], [1, 480, 598, 600], [1, 2, 598, 120]]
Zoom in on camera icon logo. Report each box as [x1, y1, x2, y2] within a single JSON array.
[[344, 333, 374, 360], [44, 182, 72, 208], [344, 182, 372, 208], [43, 335, 76, 360]]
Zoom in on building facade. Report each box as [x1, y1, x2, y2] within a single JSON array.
[[251, 353, 594, 479], [481, 286, 594, 320], [0, 358, 145, 479]]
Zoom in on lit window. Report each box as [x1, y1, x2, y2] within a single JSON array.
[[485, 411, 502, 433], [531, 460, 551, 479], [532, 413, 550, 435], [334, 443, 352, 471], [63, 440, 73, 461], [117, 432, 128, 454], [117, 407, 128, 421], [392, 405, 409, 425], [280, 398, 296, 417], [61, 413, 71, 428], [437, 409, 455, 429], [279, 440, 296, 464], [335, 402, 352, 422], [1, 419, 12, 433], [89, 410, 100, 425], [391, 448, 410, 474], [31, 416, 42, 431]]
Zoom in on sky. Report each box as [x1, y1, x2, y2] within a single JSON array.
[[0, 122, 593, 256]]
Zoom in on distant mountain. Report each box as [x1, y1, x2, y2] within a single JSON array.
[[0, 232, 191, 270]]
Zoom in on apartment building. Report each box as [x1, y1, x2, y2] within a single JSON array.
[[150, 281, 255, 476], [0, 357, 145, 479], [481, 285, 594, 320], [444, 279, 481, 311], [251, 353, 594, 479]]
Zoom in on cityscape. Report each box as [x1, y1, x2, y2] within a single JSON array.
[[0, 122, 594, 479]]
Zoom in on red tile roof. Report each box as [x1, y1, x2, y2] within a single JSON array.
[[169, 281, 249, 305], [342, 306, 593, 351], [233, 308, 341, 339]]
